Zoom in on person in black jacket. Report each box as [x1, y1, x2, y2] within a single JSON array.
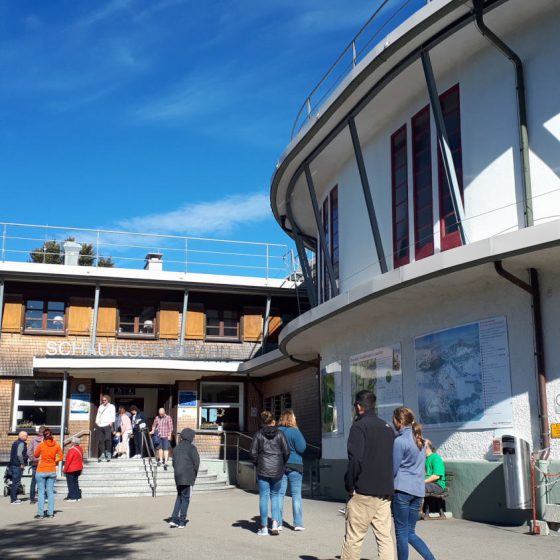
[[169, 428, 200, 529], [341, 390, 396, 560], [250, 410, 290, 536], [8, 431, 28, 504]]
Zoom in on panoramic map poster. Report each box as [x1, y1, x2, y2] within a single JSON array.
[[415, 316, 513, 429], [350, 344, 403, 425]]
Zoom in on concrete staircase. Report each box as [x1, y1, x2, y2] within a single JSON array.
[[55, 458, 234, 498]]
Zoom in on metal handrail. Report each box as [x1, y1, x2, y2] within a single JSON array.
[[0, 221, 294, 280], [291, 0, 427, 139], [63, 429, 90, 447]]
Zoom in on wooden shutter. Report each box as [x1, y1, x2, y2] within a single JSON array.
[[67, 298, 92, 336], [159, 303, 180, 339], [268, 316, 282, 338], [243, 309, 263, 342], [186, 305, 205, 340], [1, 295, 23, 333], [96, 299, 117, 337]]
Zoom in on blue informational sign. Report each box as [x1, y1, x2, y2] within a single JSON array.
[[178, 391, 197, 407], [70, 394, 90, 414]]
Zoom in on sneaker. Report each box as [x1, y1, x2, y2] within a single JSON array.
[[30, 499, 37, 504], [34, 514, 44, 520], [277, 525, 283, 532], [163, 463, 168, 471], [338, 508, 346, 515], [257, 527, 269, 536], [294, 526, 306, 531], [270, 521, 279, 535], [177, 524, 186, 529], [169, 521, 179, 528], [157, 460, 162, 467], [46, 514, 55, 518], [11, 499, 23, 504]]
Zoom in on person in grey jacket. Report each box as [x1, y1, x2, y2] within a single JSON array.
[[250, 410, 290, 536], [169, 428, 200, 529]]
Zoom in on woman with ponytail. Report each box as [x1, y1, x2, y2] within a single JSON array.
[[392, 407, 436, 560]]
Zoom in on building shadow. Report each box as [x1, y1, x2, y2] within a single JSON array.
[[0, 521, 154, 559]]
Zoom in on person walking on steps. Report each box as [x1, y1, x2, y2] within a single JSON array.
[[63, 436, 84, 502], [250, 410, 290, 536], [151, 408, 174, 469], [33, 428, 63, 519], [95, 394, 115, 462], [168, 428, 200, 529], [392, 407, 436, 560], [129, 405, 147, 459], [278, 409, 307, 532]]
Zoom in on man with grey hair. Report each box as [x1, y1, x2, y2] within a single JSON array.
[[8, 431, 28, 504]]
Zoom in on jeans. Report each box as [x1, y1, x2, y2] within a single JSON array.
[[9, 466, 23, 502], [257, 476, 283, 528], [170, 485, 191, 525], [133, 430, 143, 457], [66, 471, 82, 500], [279, 469, 303, 527], [97, 425, 112, 458], [29, 465, 38, 500], [36, 471, 57, 516], [392, 491, 435, 560]]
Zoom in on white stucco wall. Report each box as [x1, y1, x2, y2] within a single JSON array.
[[319, 267, 560, 462], [313, 2, 560, 295]]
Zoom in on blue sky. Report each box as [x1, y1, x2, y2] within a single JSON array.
[[0, 0, 383, 249]]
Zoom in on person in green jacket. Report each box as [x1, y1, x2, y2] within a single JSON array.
[[424, 440, 446, 495]]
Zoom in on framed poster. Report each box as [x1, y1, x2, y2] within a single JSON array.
[[321, 361, 344, 437], [178, 391, 197, 408], [415, 316, 513, 429], [350, 344, 403, 425], [69, 394, 90, 419]]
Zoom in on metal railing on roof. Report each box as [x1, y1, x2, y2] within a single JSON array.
[[291, 0, 428, 140], [0, 221, 296, 281]]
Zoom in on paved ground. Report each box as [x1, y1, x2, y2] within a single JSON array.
[[1, 490, 559, 559]]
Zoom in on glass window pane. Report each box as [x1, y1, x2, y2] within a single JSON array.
[[16, 405, 61, 429], [19, 380, 63, 401], [27, 300, 43, 310], [200, 407, 239, 430], [26, 309, 43, 320], [201, 383, 240, 404], [47, 301, 65, 311], [25, 319, 43, 330]]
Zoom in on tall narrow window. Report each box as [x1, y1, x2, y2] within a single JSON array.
[[412, 106, 434, 260], [438, 84, 463, 251], [391, 126, 409, 267], [319, 185, 339, 303]]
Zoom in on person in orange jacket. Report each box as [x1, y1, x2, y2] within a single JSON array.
[[33, 427, 63, 519], [63, 437, 84, 502]]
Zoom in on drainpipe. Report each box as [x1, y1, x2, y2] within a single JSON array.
[[473, 0, 533, 227], [494, 262, 549, 458]]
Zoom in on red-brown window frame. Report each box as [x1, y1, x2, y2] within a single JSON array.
[[437, 84, 463, 251], [412, 105, 434, 261], [391, 125, 409, 268]]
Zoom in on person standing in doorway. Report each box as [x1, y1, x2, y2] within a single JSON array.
[[250, 410, 290, 536], [8, 431, 28, 504], [115, 406, 133, 459], [130, 405, 147, 459], [278, 409, 307, 531], [95, 394, 116, 462], [151, 408, 174, 469], [33, 428, 63, 519], [27, 426, 46, 504], [168, 428, 200, 529], [392, 407, 436, 560], [341, 390, 395, 560]]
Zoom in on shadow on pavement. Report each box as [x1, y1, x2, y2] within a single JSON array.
[[232, 515, 260, 533], [0, 521, 153, 559]]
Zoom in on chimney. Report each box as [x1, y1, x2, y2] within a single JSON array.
[[62, 240, 82, 266], [144, 252, 163, 271]]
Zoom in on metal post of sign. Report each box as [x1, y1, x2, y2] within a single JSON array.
[[58, 371, 68, 477], [179, 289, 189, 354], [90, 284, 100, 355]]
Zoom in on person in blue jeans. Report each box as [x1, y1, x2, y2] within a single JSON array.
[[392, 407, 436, 560], [278, 409, 307, 531], [250, 410, 290, 536]]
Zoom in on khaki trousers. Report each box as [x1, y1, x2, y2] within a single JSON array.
[[341, 493, 395, 560]]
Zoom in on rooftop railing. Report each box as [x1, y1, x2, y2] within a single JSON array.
[[0, 222, 295, 281], [291, 0, 428, 140]]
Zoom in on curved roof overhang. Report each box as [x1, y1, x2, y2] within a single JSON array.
[[279, 219, 560, 356], [270, 0, 507, 246]]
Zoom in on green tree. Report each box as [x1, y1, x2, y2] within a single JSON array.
[[29, 240, 63, 264], [97, 256, 115, 268], [78, 243, 95, 266]]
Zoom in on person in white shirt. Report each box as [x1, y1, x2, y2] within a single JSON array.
[[95, 394, 116, 462]]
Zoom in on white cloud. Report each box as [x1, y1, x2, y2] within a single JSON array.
[[118, 192, 271, 236]]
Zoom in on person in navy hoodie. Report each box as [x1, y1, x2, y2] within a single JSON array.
[[278, 409, 307, 531], [8, 431, 28, 504], [392, 407, 436, 560]]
